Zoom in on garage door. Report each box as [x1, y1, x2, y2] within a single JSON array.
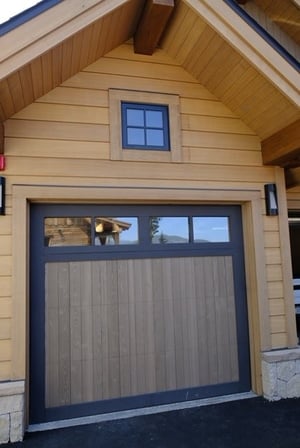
[[29, 204, 250, 424]]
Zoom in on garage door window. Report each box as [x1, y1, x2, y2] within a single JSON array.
[[193, 217, 230, 242], [150, 217, 189, 244], [95, 217, 138, 245], [44, 217, 91, 247], [44, 210, 231, 248]]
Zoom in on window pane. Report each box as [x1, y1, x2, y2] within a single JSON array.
[[127, 109, 144, 126], [193, 217, 230, 242], [146, 110, 163, 128], [146, 129, 164, 147], [150, 217, 189, 244], [95, 217, 138, 245], [127, 128, 145, 145], [44, 217, 91, 246]]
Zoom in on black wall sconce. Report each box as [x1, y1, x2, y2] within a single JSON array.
[[264, 183, 278, 216], [0, 177, 5, 215]]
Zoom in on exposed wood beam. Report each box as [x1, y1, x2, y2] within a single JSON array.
[[262, 119, 300, 168], [0, 123, 4, 154], [285, 167, 300, 189], [134, 0, 175, 55]]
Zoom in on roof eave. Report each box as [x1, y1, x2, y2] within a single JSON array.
[[0, 0, 134, 81], [185, 0, 300, 108]]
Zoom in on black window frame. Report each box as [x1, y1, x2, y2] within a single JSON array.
[[121, 102, 170, 151]]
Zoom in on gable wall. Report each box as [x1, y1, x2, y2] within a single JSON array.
[[0, 42, 294, 381]]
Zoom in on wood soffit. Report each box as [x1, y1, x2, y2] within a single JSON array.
[[285, 167, 300, 189], [262, 120, 300, 169], [0, 0, 299, 173]]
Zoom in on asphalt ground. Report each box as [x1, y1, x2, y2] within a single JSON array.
[[5, 396, 300, 448]]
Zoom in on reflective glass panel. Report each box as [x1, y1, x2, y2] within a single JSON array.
[[150, 217, 189, 244], [95, 217, 138, 245], [127, 128, 145, 145], [127, 109, 144, 126], [146, 110, 163, 128], [44, 217, 91, 246], [146, 129, 164, 146], [192, 217, 230, 242]]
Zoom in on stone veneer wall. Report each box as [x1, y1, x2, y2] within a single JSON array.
[[262, 348, 300, 400], [0, 381, 25, 444]]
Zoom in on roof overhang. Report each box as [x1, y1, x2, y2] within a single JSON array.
[[184, 0, 299, 108], [0, 0, 299, 184], [0, 0, 137, 81]]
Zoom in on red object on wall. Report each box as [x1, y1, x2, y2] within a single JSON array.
[[0, 155, 5, 170]]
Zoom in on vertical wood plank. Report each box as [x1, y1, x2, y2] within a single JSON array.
[[80, 261, 94, 402], [69, 261, 82, 404], [45, 263, 59, 408], [58, 263, 71, 406]]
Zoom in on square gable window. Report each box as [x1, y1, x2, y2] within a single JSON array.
[[121, 102, 170, 151], [109, 89, 182, 163]]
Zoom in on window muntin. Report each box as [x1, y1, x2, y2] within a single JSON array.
[[121, 102, 170, 150], [44, 217, 138, 247]]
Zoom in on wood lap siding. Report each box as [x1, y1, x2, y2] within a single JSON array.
[[263, 214, 288, 348], [0, 42, 288, 380], [45, 257, 239, 407], [0, 211, 12, 378]]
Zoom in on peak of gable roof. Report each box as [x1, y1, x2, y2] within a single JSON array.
[[0, 0, 298, 150]]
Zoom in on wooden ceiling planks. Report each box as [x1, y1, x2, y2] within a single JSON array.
[[160, 0, 299, 142], [0, 0, 144, 121]]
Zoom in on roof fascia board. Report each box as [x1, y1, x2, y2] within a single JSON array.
[[0, 0, 131, 81], [0, 0, 63, 37], [184, 0, 300, 108], [223, 0, 299, 71]]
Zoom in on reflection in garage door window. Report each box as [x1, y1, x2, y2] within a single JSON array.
[[193, 217, 230, 242], [44, 214, 231, 248], [150, 217, 189, 244], [44, 217, 92, 246], [95, 217, 138, 245]]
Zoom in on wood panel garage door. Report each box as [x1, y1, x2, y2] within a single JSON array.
[[30, 205, 250, 424]]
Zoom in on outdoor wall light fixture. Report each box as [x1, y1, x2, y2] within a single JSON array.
[[264, 183, 278, 216], [0, 177, 5, 215]]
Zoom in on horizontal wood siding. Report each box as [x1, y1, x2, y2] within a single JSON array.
[[1, 42, 288, 380], [0, 210, 12, 378]]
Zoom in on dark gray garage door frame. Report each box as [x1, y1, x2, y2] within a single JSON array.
[[29, 204, 251, 424]]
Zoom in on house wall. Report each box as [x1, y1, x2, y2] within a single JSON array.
[[0, 42, 298, 438]]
